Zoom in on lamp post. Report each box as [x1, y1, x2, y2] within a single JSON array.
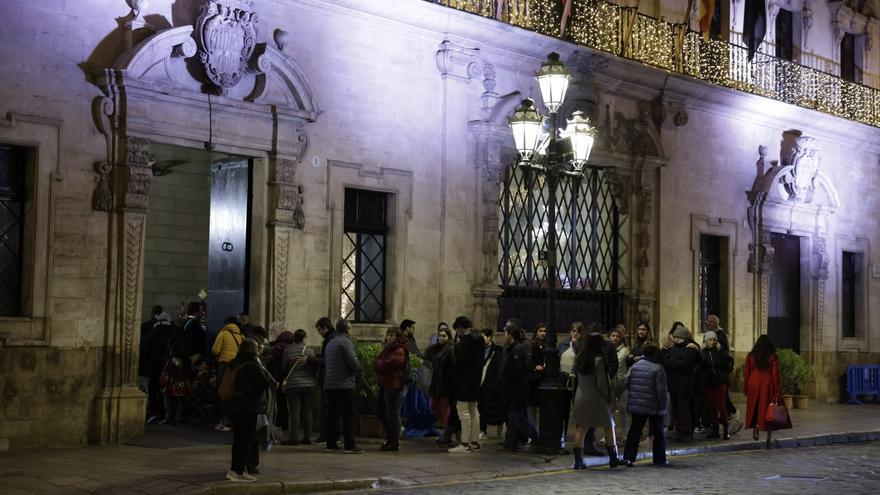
[[509, 52, 597, 455]]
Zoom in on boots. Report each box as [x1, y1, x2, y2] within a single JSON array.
[[572, 447, 586, 470], [606, 445, 620, 469], [705, 424, 721, 439], [582, 428, 604, 456], [722, 424, 730, 440]]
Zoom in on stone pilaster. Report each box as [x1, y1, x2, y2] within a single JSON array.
[[267, 156, 304, 325]]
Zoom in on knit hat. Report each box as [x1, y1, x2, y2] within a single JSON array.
[[703, 331, 718, 342], [672, 326, 691, 340]]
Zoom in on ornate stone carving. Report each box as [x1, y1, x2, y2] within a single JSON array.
[[748, 232, 775, 274], [605, 168, 631, 215], [272, 230, 290, 323], [271, 157, 304, 229], [196, 0, 259, 93], [92, 97, 116, 211], [812, 236, 830, 280], [123, 136, 152, 210], [781, 136, 819, 203], [435, 40, 481, 80], [123, 215, 146, 383]]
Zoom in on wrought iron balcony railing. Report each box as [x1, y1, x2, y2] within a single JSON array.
[[430, 0, 880, 128]]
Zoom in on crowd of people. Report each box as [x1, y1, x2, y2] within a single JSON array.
[[136, 305, 791, 483]]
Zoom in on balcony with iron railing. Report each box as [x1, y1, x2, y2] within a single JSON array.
[[428, 0, 880, 128]]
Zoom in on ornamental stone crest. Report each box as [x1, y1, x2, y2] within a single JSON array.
[[781, 135, 820, 203], [196, 0, 259, 93]]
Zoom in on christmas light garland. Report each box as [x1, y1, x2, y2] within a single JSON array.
[[429, 0, 878, 128]]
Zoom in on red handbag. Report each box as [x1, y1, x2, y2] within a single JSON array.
[[764, 400, 792, 429]]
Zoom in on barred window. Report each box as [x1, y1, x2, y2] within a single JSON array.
[[341, 188, 387, 323], [0, 145, 26, 316]]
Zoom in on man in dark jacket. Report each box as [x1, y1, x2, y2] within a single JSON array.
[[322, 319, 363, 454], [448, 315, 485, 453], [180, 302, 206, 359], [499, 319, 530, 451], [400, 319, 421, 358], [309, 317, 337, 443], [663, 326, 702, 442]]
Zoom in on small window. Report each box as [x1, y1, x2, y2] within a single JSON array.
[[699, 234, 723, 332], [775, 10, 794, 61], [0, 145, 26, 316], [341, 188, 388, 323], [841, 251, 863, 338]]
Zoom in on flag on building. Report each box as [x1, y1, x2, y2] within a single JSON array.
[[742, 0, 767, 61], [699, 0, 715, 41]]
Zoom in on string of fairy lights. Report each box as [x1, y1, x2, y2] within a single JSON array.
[[434, 0, 878, 128]]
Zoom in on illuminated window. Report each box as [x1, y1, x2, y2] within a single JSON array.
[[341, 188, 387, 323]]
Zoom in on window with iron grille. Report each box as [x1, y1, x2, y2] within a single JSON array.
[[499, 165, 618, 290], [0, 145, 26, 316], [498, 165, 620, 331], [341, 188, 387, 323]]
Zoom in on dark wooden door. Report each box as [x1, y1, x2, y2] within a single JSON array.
[[207, 159, 251, 337], [768, 233, 800, 353]]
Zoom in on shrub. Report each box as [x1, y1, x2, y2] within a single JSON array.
[[777, 348, 815, 395]]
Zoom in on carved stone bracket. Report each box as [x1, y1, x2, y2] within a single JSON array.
[[436, 40, 482, 81], [270, 157, 305, 228]]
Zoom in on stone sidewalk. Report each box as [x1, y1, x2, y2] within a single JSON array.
[[1, 402, 878, 495]]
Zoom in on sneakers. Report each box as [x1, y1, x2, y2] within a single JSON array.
[[325, 445, 342, 453], [380, 443, 400, 452], [225, 470, 256, 482], [469, 442, 481, 451], [214, 422, 232, 432], [478, 431, 487, 441], [448, 444, 470, 453], [343, 447, 365, 454]]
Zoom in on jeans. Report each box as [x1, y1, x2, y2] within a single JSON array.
[[456, 401, 480, 445], [504, 407, 530, 449], [526, 406, 540, 440], [623, 414, 666, 464], [377, 386, 406, 445], [230, 412, 259, 474], [325, 389, 356, 449], [286, 387, 314, 441]]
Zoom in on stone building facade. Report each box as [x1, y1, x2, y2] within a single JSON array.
[[0, 0, 878, 450]]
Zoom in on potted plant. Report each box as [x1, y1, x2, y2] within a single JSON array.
[[777, 348, 815, 409]]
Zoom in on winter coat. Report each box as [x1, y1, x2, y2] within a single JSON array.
[[159, 356, 191, 397], [701, 346, 733, 386], [612, 344, 631, 388], [374, 341, 408, 391], [452, 330, 486, 402], [181, 316, 205, 357], [744, 354, 791, 431], [310, 330, 338, 386], [602, 340, 619, 379], [662, 342, 702, 395], [625, 358, 668, 416], [426, 341, 453, 398], [527, 340, 550, 407], [224, 357, 274, 415], [626, 338, 653, 368], [498, 341, 529, 409], [144, 321, 174, 380], [323, 333, 361, 390], [281, 342, 317, 390], [211, 323, 244, 364], [479, 343, 505, 424], [139, 316, 159, 376], [572, 356, 614, 427]]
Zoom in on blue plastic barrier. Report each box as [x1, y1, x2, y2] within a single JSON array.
[[846, 364, 880, 405], [402, 386, 440, 437]]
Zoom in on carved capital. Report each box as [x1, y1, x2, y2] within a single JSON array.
[[436, 40, 481, 80]]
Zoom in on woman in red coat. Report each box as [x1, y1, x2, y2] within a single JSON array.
[[374, 327, 409, 451], [743, 335, 791, 447]]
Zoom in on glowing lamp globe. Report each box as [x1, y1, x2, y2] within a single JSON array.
[[536, 52, 571, 113], [509, 98, 544, 162], [562, 111, 596, 171]]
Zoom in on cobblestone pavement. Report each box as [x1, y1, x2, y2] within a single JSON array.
[[361, 443, 880, 495]]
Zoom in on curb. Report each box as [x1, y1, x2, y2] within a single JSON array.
[[187, 431, 880, 494]]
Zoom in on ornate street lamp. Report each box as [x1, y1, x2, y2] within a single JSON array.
[[508, 52, 598, 456]]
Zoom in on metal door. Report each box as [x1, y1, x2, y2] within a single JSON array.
[[768, 233, 800, 353], [207, 159, 251, 338]]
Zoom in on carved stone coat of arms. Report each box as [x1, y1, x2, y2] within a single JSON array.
[[196, 0, 259, 92]]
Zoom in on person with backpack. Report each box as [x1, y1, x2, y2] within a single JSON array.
[[220, 339, 276, 483], [212, 316, 245, 432]]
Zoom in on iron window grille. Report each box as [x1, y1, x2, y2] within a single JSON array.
[[498, 164, 620, 331], [0, 145, 25, 316], [341, 188, 388, 323]]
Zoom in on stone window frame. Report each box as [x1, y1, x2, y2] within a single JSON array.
[[325, 160, 413, 338], [836, 235, 870, 349], [690, 215, 739, 349], [0, 114, 62, 345]]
